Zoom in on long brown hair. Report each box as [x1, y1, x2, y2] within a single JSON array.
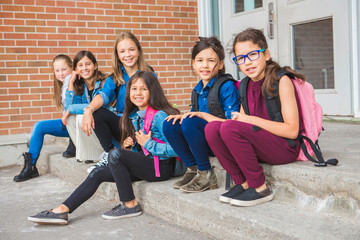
[[120, 71, 178, 147], [72, 50, 106, 95], [232, 28, 306, 96], [111, 32, 152, 86], [192, 36, 225, 76], [52, 54, 72, 110]]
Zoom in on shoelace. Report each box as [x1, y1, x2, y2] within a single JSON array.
[[95, 152, 108, 167]]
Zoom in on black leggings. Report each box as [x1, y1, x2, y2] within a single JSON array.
[[63, 149, 175, 213], [93, 108, 121, 152]]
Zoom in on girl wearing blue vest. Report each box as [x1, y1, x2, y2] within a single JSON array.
[[81, 32, 154, 173], [163, 37, 240, 193], [28, 71, 178, 225], [62, 50, 107, 163], [14, 54, 74, 182], [205, 28, 305, 207]]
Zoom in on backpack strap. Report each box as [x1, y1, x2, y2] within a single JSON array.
[[239, 76, 250, 115], [190, 89, 199, 111], [207, 74, 235, 119], [142, 106, 162, 177]]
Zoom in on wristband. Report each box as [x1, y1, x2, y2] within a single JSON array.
[[84, 106, 94, 113]]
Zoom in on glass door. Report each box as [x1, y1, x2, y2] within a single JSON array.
[[277, 0, 352, 116]]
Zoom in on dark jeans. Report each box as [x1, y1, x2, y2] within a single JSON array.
[[63, 149, 174, 213], [162, 116, 214, 171], [93, 108, 121, 152]]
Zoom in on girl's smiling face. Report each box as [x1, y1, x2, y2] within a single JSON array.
[[53, 59, 72, 83], [192, 47, 224, 84], [234, 40, 270, 81], [75, 56, 97, 81], [117, 38, 139, 70], [130, 78, 149, 111]]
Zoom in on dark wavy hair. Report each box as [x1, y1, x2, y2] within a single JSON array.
[[120, 71, 179, 147], [232, 28, 306, 96], [192, 36, 225, 76], [72, 50, 106, 95]]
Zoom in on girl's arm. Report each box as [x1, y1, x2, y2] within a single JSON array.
[[232, 76, 299, 139], [182, 111, 225, 123]]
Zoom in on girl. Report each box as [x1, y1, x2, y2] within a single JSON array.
[[163, 37, 240, 193], [14, 54, 74, 182], [62, 50, 107, 163], [28, 71, 178, 225], [83, 32, 154, 173], [205, 28, 305, 207]]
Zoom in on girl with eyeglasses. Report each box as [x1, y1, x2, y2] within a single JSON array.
[[205, 28, 306, 206]]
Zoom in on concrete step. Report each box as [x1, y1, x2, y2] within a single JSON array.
[[33, 121, 360, 239]]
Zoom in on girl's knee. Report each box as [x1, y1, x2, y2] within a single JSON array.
[[219, 120, 249, 139], [204, 121, 222, 140], [181, 117, 203, 134], [108, 148, 123, 165], [162, 119, 180, 136]]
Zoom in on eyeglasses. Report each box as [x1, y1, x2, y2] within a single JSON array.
[[232, 49, 265, 65]]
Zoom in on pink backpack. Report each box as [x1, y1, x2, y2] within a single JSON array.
[[239, 70, 338, 167], [141, 107, 186, 177]]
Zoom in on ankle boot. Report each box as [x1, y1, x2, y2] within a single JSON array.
[[180, 166, 218, 193], [62, 138, 76, 158], [173, 165, 197, 189], [13, 152, 39, 182]]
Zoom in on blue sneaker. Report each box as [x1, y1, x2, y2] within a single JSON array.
[[219, 185, 245, 203], [102, 203, 142, 220]]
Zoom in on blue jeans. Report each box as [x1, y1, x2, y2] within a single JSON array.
[[162, 116, 214, 171], [28, 119, 69, 164]]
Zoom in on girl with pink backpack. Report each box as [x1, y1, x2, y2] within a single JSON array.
[[205, 28, 306, 207], [28, 71, 178, 225]]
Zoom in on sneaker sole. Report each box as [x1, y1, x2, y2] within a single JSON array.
[[28, 216, 68, 225], [180, 184, 218, 193], [102, 211, 142, 220], [229, 194, 274, 207], [219, 195, 231, 204]]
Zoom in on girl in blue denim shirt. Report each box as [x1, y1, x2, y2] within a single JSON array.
[[163, 37, 240, 193], [14, 54, 74, 182], [62, 50, 107, 163], [28, 71, 178, 225]]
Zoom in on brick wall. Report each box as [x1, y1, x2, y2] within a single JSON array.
[[0, 0, 199, 135]]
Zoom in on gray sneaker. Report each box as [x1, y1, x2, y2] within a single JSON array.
[[102, 203, 142, 220], [28, 210, 68, 225], [87, 152, 108, 173]]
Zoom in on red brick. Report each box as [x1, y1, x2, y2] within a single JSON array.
[[97, 28, 114, 34], [36, 13, 57, 19], [10, 115, 32, 123], [14, 12, 36, 19], [0, 89, 8, 95], [87, 22, 105, 28], [79, 28, 96, 34], [95, 3, 113, 9], [123, 10, 140, 16], [0, 12, 14, 19], [131, 4, 147, 10], [18, 68, 39, 74], [10, 101, 31, 108], [14, 0, 35, 4], [2, 5, 24, 12], [114, 3, 130, 9], [20, 94, 40, 100], [49, 47, 68, 53], [28, 47, 48, 53], [0, 68, 17, 74], [59, 41, 77, 46], [36, 0, 55, 6], [76, 2, 94, 8], [32, 113, 52, 120], [47, 33, 66, 40], [58, 28, 76, 34], [21, 107, 41, 114], [24, 6, 45, 12], [0, 26, 14, 32], [26, 19, 46, 26], [6, 61, 26, 68], [66, 8, 85, 14], [96, 16, 114, 22], [45, 7, 65, 13], [0, 95, 19, 101], [16, 40, 37, 46], [38, 40, 57, 46], [57, 14, 76, 20], [28, 61, 48, 67], [32, 100, 52, 106], [57, 1, 75, 7], [7, 75, 28, 81], [46, 20, 66, 26], [0, 40, 15, 46], [77, 15, 95, 21], [86, 9, 104, 15], [87, 35, 105, 41], [39, 67, 52, 73], [0, 122, 20, 129]]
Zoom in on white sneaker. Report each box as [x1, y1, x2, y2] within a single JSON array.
[[87, 152, 109, 173]]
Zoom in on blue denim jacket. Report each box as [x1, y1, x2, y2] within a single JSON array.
[[65, 80, 102, 114], [129, 108, 177, 160], [192, 76, 240, 114]]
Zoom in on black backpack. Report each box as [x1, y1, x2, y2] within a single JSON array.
[[191, 74, 235, 119]]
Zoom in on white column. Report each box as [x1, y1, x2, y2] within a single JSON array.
[[351, 0, 360, 117], [197, 0, 213, 37]]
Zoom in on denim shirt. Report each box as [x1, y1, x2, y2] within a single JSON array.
[[191, 76, 240, 114], [65, 80, 102, 114], [129, 108, 177, 160]]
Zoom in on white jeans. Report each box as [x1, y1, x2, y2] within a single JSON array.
[[66, 115, 103, 161]]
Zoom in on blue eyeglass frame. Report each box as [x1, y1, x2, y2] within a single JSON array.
[[232, 48, 266, 65]]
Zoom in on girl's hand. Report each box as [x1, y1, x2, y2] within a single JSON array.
[[232, 111, 252, 124], [81, 109, 95, 136], [165, 114, 183, 125], [135, 130, 151, 147], [69, 71, 78, 83], [62, 110, 70, 125], [123, 137, 134, 150]]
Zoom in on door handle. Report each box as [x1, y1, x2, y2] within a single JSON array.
[[268, 2, 274, 39]]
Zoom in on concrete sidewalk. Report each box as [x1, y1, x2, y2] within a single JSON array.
[[0, 167, 214, 240]]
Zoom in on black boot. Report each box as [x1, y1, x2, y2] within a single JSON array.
[[13, 152, 39, 182], [62, 138, 76, 158]]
